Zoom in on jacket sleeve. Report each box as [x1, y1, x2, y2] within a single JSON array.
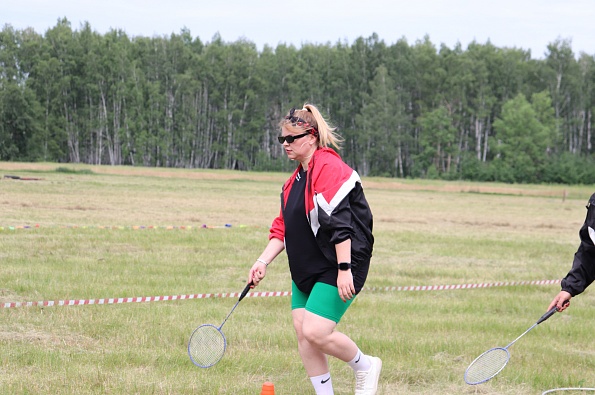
[[269, 177, 295, 242], [562, 247, 595, 296], [318, 191, 354, 244], [315, 180, 374, 268], [269, 208, 285, 241], [311, 158, 358, 244], [561, 193, 595, 296]]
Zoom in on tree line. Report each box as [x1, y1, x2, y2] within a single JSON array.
[[1, 18, 594, 184]]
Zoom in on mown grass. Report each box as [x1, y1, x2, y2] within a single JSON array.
[[0, 162, 594, 394]]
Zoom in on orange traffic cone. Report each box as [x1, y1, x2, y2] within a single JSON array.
[[260, 381, 275, 395]]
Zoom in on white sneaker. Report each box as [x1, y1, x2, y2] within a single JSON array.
[[354, 356, 382, 395]]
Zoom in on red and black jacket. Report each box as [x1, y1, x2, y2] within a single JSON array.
[[269, 148, 374, 286]]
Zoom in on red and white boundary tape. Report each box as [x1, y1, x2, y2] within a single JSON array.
[[365, 279, 561, 292], [1, 291, 291, 309], [1, 279, 561, 309]]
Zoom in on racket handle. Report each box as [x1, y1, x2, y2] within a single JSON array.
[[536, 306, 558, 324], [239, 281, 253, 302]]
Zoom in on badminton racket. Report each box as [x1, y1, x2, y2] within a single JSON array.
[[464, 305, 561, 385], [187, 282, 253, 368]]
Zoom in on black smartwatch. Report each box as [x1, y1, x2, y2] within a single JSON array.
[[338, 262, 351, 271]]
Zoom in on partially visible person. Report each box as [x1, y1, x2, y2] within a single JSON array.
[[548, 192, 595, 312], [247, 104, 381, 395]]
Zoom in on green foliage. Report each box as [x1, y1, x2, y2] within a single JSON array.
[[542, 152, 595, 184], [417, 106, 458, 177], [54, 166, 94, 174], [492, 92, 557, 183], [0, 22, 594, 184]]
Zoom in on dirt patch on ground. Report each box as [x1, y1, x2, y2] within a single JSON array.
[[0, 328, 99, 351], [362, 179, 569, 197], [0, 162, 286, 183], [0, 161, 572, 198], [0, 289, 28, 303]]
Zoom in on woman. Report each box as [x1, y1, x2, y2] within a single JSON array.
[[247, 104, 381, 395]]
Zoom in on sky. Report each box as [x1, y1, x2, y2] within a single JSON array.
[[3, 0, 595, 59]]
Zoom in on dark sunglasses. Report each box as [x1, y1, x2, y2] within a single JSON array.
[[277, 132, 310, 144]]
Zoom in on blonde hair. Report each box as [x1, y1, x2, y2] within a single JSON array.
[[279, 103, 343, 150]]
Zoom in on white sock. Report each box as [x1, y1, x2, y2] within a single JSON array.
[[348, 349, 372, 372], [310, 373, 334, 395]]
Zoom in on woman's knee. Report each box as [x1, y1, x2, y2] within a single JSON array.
[[302, 316, 334, 347], [302, 328, 326, 347]]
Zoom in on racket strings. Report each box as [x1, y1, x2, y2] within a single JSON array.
[[465, 348, 510, 384], [188, 324, 226, 368]]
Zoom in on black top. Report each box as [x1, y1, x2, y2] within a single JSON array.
[[284, 168, 336, 294]]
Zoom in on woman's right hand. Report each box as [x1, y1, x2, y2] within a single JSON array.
[[248, 260, 267, 287]]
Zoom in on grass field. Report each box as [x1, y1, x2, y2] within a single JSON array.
[[1, 162, 594, 394]]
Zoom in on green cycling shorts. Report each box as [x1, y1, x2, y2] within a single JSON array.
[[291, 281, 355, 323]]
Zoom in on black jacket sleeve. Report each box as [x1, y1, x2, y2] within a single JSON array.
[[561, 193, 595, 296], [316, 182, 374, 267]]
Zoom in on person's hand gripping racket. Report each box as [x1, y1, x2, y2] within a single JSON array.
[[548, 290, 572, 312], [248, 258, 268, 287]]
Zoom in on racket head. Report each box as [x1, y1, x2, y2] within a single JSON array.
[[464, 347, 510, 385], [187, 324, 226, 368]]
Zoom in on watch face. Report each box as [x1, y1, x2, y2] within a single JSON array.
[[339, 262, 351, 270]]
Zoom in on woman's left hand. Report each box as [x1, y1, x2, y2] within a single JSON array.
[[337, 270, 355, 302]]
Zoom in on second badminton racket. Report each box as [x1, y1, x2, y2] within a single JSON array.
[[464, 305, 561, 385]]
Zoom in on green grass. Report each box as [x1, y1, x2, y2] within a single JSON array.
[[55, 166, 96, 175], [1, 162, 594, 394]]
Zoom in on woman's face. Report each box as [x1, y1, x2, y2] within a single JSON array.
[[279, 127, 316, 162]]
